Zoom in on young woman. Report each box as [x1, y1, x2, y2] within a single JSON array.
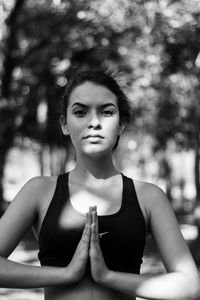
[[0, 70, 199, 300]]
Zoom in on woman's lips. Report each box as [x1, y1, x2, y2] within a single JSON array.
[[83, 135, 104, 139]]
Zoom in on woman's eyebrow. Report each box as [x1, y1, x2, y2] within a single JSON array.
[[71, 102, 116, 108], [72, 102, 88, 108], [101, 103, 117, 108]]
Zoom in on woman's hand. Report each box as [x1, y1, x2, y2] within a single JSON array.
[[90, 206, 110, 284], [66, 207, 92, 283]]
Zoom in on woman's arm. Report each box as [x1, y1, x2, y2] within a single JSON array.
[[0, 257, 71, 288], [90, 185, 199, 300], [100, 269, 199, 300], [0, 177, 91, 288]]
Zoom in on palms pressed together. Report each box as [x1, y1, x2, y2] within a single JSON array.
[[68, 206, 109, 284]]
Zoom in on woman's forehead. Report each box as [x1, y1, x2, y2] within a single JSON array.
[[68, 81, 117, 106]]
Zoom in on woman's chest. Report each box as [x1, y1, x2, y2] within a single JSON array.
[[38, 188, 146, 273], [68, 182, 123, 216]]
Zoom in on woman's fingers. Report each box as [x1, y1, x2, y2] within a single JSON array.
[[82, 205, 99, 246], [94, 206, 99, 237], [78, 206, 93, 254], [91, 207, 98, 241], [90, 207, 101, 258], [92, 206, 98, 230]]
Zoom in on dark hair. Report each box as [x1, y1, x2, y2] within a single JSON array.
[[61, 69, 133, 149]]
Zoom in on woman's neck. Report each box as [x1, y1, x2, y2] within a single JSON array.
[[71, 152, 119, 180]]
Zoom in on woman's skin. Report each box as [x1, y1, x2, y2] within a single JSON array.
[[0, 81, 199, 300]]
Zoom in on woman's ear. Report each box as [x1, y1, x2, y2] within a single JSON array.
[[60, 115, 69, 136], [118, 123, 125, 135]]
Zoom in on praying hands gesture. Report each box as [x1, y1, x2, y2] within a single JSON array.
[[67, 206, 109, 284]]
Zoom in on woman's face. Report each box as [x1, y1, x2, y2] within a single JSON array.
[[62, 81, 122, 157]]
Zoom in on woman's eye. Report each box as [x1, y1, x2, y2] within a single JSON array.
[[102, 110, 113, 116], [74, 111, 86, 117]]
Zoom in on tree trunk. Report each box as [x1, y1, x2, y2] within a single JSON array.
[[191, 126, 200, 266], [0, 108, 16, 216], [0, 151, 7, 216], [194, 128, 200, 203], [1, 0, 26, 98], [38, 145, 44, 176]]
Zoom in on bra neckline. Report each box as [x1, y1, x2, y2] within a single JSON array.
[[65, 172, 126, 219]]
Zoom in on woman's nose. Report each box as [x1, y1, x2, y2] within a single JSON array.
[[88, 112, 101, 129]]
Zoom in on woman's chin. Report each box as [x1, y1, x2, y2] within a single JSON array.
[[80, 144, 113, 157]]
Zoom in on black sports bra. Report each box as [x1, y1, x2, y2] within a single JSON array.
[[38, 173, 146, 274]]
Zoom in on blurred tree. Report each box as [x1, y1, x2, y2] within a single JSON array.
[[0, 0, 25, 214], [152, 0, 200, 204], [148, 0, 200, 262]]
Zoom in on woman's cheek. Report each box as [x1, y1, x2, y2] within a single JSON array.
[[106, 117, 120, 135], [66, 122, 82, 147]]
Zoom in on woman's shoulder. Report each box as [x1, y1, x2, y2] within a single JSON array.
[[127, 175, 168, 212], [25, 175, 57, 190], [24, 175, 58, 200], [125, 175, 169, 231], [25, 175, 59, 214]]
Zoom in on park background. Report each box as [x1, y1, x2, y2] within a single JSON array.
[[0, 0, 200, 299]]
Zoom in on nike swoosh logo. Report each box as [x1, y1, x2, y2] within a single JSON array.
[[99, 231, 109, 238]]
